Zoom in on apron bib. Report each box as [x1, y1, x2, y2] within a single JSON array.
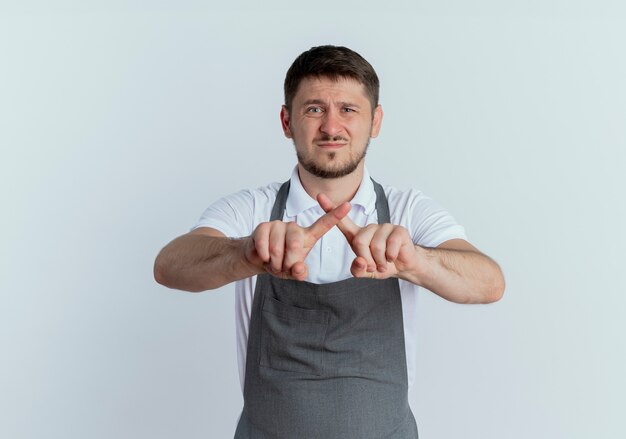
[[235, 179, 418, 439]]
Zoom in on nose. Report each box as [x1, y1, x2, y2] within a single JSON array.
[[319, 109, 343, 137]]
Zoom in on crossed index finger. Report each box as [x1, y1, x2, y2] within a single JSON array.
[[306, 201, 352, 242], [316, 193, 360, 242]]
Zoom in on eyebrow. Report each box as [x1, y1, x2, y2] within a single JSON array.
[[301, 99, 361, 109]]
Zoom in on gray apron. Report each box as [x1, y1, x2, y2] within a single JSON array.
[[234, 179, 418, 439]]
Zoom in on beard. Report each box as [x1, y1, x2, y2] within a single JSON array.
[[295, 138, 370, 179]]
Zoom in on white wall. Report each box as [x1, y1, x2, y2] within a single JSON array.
[[1, 2, 624, 438]]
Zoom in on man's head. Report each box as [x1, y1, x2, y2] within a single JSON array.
[[284, 45, 380, 116], [281, 46, 383, 180]]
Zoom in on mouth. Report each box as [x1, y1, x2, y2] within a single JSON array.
[[316, 142, 347, 149]]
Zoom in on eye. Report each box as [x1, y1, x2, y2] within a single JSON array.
[[307, 107, 323, 113], [342, 107, 356, 113]]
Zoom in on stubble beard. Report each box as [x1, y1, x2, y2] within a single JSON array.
[[295, 139, 370, 179]]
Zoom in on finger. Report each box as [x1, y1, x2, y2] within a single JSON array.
[[283, 222, 304, 271], [268, 221, 286, 273], [385, 227, 406, 263], [370, 224, 395, 272], [290, 261, 308, 281], [316, 193, 360, 242], [351, 224, 378, 272], [262, 262, 285, 278], [253, 222, 271, 262], [316, 192, 336, 212], [350, 256, 378, 279], [307, 201, 351, 242]]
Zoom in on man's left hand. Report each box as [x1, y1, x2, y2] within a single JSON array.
[[317, 193, 419, 280]]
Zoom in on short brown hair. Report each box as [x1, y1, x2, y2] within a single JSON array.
[[284, 45, 380, 114]]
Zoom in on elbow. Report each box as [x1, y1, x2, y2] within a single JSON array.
[[472, 257, 505, 304], [153, 252, 183, 290], [482, 271, 506, 304], [153, 255, 171, 287], [461, 270, 505, 304]]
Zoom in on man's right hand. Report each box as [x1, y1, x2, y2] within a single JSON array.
[[244, 202, 351, 281]]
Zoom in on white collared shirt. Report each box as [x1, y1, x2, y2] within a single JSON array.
[[192, 166, 466, 392]]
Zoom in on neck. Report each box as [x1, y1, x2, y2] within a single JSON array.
[[297, 162, 365, 206]]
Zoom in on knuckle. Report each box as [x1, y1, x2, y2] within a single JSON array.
[[393, 225, 409, 236], [255, 239, 268, 251], [353, 235, 368, 247], [286, 239, 301, 251], [269, 220, 286, 233], [254, 222, 269, 235], [268, 244, 283, 257], [365, 224, 378, 232], [370, 240, 385, 252], [387, 236, 402, 247], [288, 223, 304, 237]]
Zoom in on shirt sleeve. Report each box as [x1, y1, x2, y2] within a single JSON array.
[[387, 187, 467, 248], [190, 189, 256, 238]]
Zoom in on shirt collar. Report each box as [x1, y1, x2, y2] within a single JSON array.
[[285, 166, 377, 217]]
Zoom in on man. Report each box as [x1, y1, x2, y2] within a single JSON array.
[[154, 45, 505, 438]]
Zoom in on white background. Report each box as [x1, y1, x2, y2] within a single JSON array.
[[1, 1, 625, 438]]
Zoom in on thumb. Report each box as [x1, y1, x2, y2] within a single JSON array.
[[316, 193, 360, 242], [350, 256, 378, 278]]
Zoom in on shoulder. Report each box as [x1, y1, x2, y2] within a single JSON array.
[[381, 184, 437, 219], [224, 181, 283, 211], [192, 181, 283, 237], [380, 183, 467, 246], [214, 180, 285, 210]]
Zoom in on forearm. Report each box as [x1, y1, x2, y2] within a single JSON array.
[[401, 246, 505, 304], [154, 234, 261, 292]]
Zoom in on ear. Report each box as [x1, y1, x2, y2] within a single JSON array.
[[280, 105, 293, 138], [370, 104, 383, 138]]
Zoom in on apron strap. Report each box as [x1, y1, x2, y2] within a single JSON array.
[[270, 181, 291, 222], [269, 177, 390, 223], [371, 178, 390, 224]]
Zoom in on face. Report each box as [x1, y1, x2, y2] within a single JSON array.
[[280, 76, 383, 179]]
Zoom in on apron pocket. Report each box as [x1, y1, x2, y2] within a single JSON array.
[[259, 295, 329, 376]]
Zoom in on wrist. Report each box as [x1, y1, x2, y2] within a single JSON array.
[[237, 236, 265, 276], [396, 245, 430, 286]]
